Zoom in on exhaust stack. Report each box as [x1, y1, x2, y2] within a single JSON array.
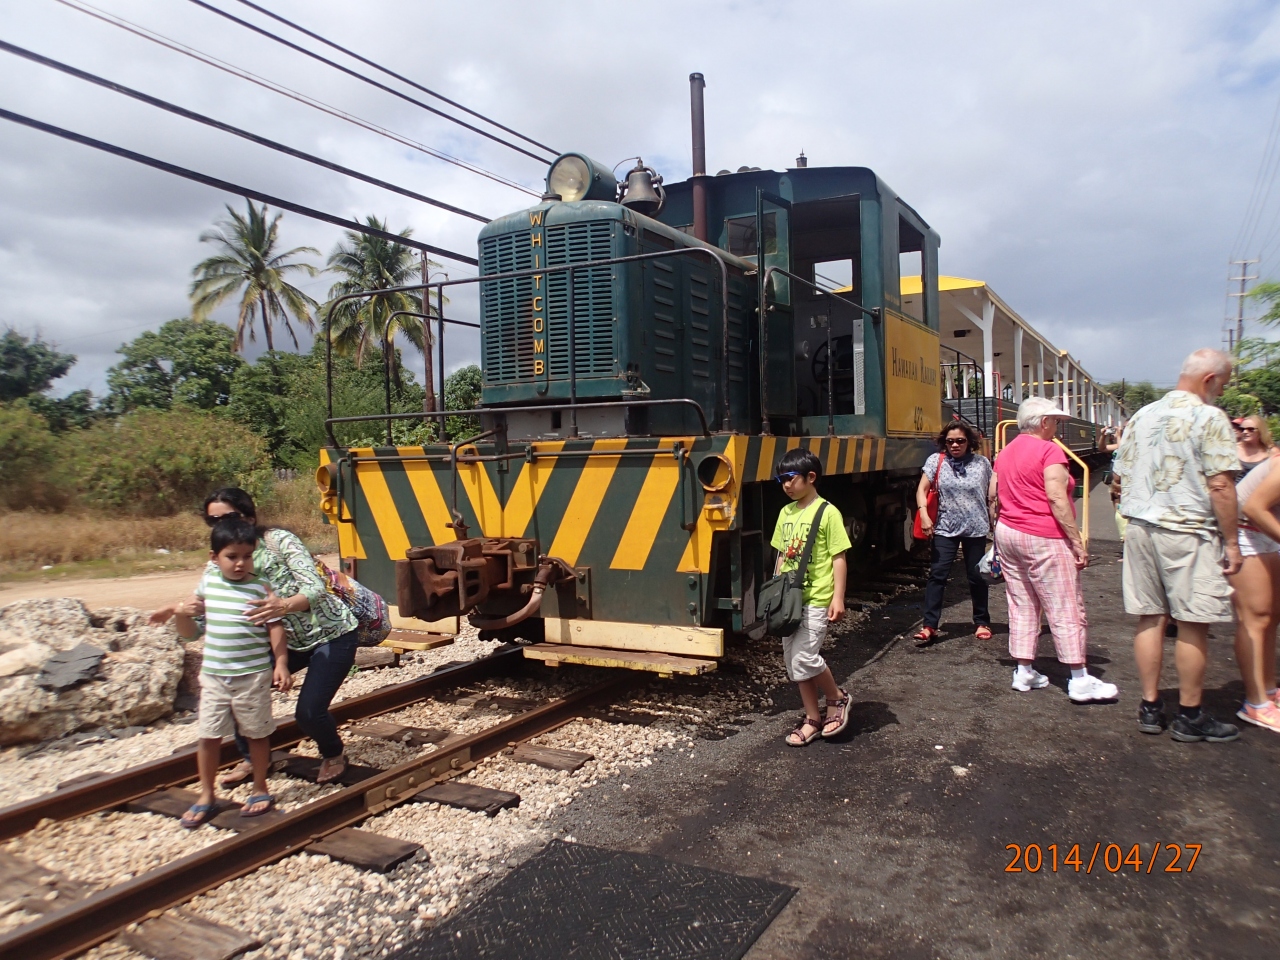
[[689, 72, 708, 242]]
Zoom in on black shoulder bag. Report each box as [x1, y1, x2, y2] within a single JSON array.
[[756, 502, 829, 637]]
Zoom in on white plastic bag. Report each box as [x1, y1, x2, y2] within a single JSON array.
[[978, 544, 1004, 584]]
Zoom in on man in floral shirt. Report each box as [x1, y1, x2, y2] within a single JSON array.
[[1114, 348, 1241, 743]]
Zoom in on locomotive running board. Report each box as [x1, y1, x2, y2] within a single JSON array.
[[523, 643, 717, 678]]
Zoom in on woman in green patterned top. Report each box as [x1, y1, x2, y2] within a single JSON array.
[[153, 487, 359, 784]]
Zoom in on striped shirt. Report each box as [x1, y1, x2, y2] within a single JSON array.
[[196, 569, 275, 676]]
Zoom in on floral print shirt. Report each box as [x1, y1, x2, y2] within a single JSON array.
[[204, 528, 357, 651], [923, 453, 992, 538], [1113, 390, 1240, 537]]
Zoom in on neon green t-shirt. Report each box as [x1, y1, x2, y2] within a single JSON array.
[[770, 497, 852, 607]]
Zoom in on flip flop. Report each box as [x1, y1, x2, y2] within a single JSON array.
[[974, 625, 993, 640], [218, 761, 253, 788], [786, 716, 823, 747], [180, 803, 216, 829], [822, 690, 852, 738], [240, 794, 275, 818]]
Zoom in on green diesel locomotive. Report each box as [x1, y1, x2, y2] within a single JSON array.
[[317, 79, 977, 676]]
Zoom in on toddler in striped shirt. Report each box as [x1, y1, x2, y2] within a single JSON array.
[[174, 518, 290, 828]]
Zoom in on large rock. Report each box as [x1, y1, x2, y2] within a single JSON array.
[[0, 599, 185, 746]]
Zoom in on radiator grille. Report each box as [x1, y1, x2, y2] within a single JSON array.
[[480, 220, 616, 384]]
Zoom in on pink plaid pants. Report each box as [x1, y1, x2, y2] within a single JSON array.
[[994, 522, 1088, 664]]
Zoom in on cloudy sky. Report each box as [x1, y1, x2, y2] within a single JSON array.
[[3, 0, 1280, 398]]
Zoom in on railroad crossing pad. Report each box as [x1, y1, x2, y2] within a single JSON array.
[[412, 782, 520, 817], [523, 643, 718, 677], [388, 839, 795, 960], [276, 754, 382, 785], [348, 720, 450, 747], [307, 827, 422, 872], [509, 744, 594, 772], [120, 909, 260, 960]]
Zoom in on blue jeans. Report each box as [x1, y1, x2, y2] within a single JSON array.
[[923, 535, 990, 629], [236, 630, 358, 761]]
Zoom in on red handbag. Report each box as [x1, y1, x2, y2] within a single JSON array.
[[912, 459, 941, 540]]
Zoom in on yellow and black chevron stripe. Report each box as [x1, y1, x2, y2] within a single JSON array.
[[319, 432, 933, 625]]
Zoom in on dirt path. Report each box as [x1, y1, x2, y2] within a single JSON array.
[[0, 555, 342, 612]]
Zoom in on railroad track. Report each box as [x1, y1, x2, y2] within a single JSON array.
[[0, 648, 628, 960]]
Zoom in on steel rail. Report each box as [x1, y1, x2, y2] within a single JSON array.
[[0, 646, 524, 843], [0, 673, 626, 960]]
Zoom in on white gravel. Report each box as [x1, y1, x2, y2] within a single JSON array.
[[0, 607, 891, 960]]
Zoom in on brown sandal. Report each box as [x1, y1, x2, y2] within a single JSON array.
[[787, 716, 823, 747], [822, 691, 851, 738], [316, 754, 346, 784]]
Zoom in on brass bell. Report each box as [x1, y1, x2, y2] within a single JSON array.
[[619, 159, 665, 216]]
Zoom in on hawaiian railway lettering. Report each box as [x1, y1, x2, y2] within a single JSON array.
[[891, 347, 937, 386]]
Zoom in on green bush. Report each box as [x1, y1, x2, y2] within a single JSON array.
[[0, 404, 72, 509], [74, 408, 272, 514]]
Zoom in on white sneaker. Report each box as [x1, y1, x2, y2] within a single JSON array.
[[1011, 668, 1050, 692], [1068, 675, 1119, 702]]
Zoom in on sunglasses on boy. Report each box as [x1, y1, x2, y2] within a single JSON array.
[[775, 471, 802, 483], [203, 510, 243, 527]]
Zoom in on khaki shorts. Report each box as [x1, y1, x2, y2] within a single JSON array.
[[1122, 520, 1233, 623], [197, 670, 276, 740], [782, 606, 829, 682]]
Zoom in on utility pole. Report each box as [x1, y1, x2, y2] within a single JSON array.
[[421, 251, 436, 414], [1227, 258, 1259, 366]]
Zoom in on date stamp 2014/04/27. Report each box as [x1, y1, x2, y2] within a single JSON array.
[[1005, 843, 1201, 874]]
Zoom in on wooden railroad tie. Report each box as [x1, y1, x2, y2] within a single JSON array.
[[508, 744, 594, 772], [411, 782, 520, 817], [121, 909, 261, 960], [347, 720, 450, 748]]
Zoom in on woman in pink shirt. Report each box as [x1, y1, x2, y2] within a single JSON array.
[[992, 397, 1118, 703]]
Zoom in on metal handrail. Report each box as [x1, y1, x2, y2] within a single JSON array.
[[759, 265, 880, 436], [321, 245, 741, 445], [324, 397, 713, 439], [994, 418, 1090, 551]]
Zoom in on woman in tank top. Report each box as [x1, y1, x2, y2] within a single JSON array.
[[1228, 451, 1280, 733], [1234, 415, 1272, 477]]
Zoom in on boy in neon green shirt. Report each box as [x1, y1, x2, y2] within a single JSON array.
[[770, 448, 852, 746]]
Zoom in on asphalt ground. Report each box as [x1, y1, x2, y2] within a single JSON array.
[[559, 481, 1280, 959]]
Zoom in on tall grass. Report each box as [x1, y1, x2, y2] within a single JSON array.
[[0, 478, 337, 572]]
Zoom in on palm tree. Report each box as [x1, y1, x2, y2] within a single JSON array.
[[190, 201, 320, 352], [323, 217, 444, 415]]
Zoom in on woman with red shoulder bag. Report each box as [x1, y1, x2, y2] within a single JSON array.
[[914, 421, 996, 645]]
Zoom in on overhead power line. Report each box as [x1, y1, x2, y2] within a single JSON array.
[[229, 0, 558, 158], [0, 107, 479, 266], [183, 0, 555, 165], [54, 0, 539, 196], [0, 40, 490, 224]]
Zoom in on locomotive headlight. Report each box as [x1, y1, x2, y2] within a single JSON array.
[[546, 153, 618, 202], [548, 155, 590, 201]]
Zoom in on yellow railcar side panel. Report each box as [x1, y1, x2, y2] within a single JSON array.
[[547, 438, 629, 566], [876, 439, 887, 470], [884, 311, 943, 437], [351, 451, 411, 560]]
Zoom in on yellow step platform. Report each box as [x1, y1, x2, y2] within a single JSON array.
[[522, 643, 717, 678]]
